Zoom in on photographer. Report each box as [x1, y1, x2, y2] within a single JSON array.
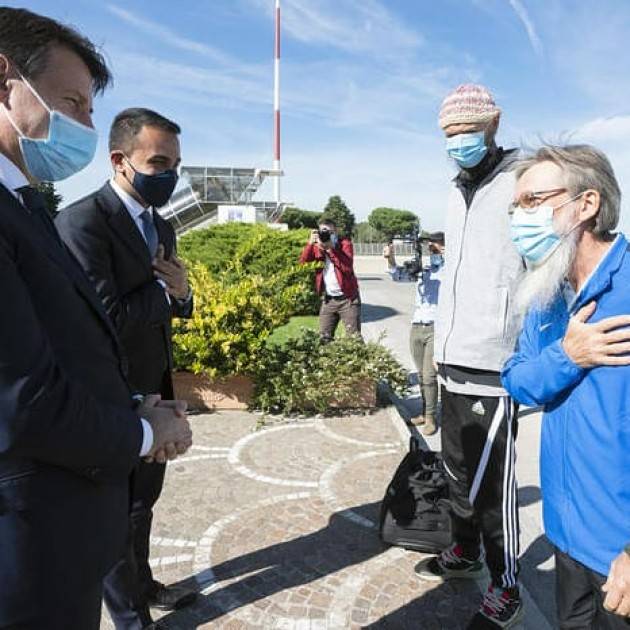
[[409, 232, 444, 435], [299, 218, 361, 342]]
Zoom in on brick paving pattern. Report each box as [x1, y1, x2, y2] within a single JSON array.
[[101, 409, 483, 629]]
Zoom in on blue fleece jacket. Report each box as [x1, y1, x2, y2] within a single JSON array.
[[502, 234, 630, 576]]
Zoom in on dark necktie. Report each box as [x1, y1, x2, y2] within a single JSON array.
[[17, 185, 62, 245], [139, 209, 159, 258]]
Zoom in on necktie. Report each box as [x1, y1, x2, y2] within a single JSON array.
[[139, 209, 159, 258], [17, 185, 63, 245]]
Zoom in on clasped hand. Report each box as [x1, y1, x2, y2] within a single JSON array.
[[139, 394, 193, 464]]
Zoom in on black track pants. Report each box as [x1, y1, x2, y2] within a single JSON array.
[[440, 387, 520, 589]]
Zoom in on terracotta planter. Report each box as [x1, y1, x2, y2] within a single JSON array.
[[329, 380, 377, 409], [173, 372, 254, 412]]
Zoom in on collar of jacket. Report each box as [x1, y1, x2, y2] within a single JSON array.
[[570, 233, 627, 314]]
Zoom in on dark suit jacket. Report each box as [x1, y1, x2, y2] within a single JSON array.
[[56, 182, 193, 399], [0, 183, 142, 626]]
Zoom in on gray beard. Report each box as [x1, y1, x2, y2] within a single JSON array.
[[514, 232, 579, 321]]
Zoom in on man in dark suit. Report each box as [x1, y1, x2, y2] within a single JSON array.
[[57, 108, 196, 628], [0, 8, 193, 630]]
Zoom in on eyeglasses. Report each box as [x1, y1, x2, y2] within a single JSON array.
[[508, 188, 567, 214]]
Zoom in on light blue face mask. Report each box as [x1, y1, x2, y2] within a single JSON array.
[[446, 131, 488, 169], [3, 74, 98, 181], [510, 193, 584, 264]]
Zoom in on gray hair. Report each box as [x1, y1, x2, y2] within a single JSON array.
[[515, 144, 621, 235]]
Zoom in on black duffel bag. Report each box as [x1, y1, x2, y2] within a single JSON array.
[[379, 436, 451, 553]]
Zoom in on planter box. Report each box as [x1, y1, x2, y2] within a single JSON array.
[[173, 372, 254, 412], [329, 380, 377, 409]]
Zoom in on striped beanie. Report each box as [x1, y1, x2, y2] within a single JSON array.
[[438, 84, 500, 130]]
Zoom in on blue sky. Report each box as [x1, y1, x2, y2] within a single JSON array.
[[12, 0, 630, 232]]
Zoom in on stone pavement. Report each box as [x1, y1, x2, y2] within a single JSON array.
[[100, 271, 557, 629], [102, 409, 490, 629]]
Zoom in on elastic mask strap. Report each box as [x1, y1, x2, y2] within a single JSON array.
[[0, 70, 52, 139], [17, 71, 52, 114]]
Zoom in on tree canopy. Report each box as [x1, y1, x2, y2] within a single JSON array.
[[320, 195, 355, 237], [367, 207, 419, 240], [280, 206, 322, 230]]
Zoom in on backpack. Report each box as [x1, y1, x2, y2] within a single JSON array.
[[379, 437, 452, 553]]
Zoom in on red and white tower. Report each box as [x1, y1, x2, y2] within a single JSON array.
[[273, 0, 281, 204]]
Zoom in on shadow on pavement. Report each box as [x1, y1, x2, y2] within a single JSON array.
[[162, 502, 388, 626], [362, 303, 400, 323]]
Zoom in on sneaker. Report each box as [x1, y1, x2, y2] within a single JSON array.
[[467, 585, 523, 629], [422, 415, 437, 436], [414, 543, 485, 582]]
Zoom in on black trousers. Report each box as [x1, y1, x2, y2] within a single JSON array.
[[104, 461, 167, 629], [556, 547, 630, 629], [440, 388, 520, 589]]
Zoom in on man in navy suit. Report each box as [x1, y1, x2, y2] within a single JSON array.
[[58, 108, 196, 628], [0, 8, 192, 629]]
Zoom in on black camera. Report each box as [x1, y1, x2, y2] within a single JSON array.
[[318, 227, 332, 243]]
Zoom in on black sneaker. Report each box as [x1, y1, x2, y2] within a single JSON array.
[[414, 543, 485, 582], [467, 585, 523, 629]]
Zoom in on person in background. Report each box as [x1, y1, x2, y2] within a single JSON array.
[[414, 83, 525, 630], [409, 231, 444, 436], [56, 107, 196, 629], [299, 217, 361, 342], [503, 144, 630, 629]]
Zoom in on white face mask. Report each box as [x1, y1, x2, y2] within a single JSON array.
[[1, 73, 98, 181]]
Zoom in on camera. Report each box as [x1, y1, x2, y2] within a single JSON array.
[[318, 227, 332, 243]]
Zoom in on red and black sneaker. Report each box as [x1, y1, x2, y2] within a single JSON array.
[[414, 543, 485, 582], [467, 584, 523, 629]]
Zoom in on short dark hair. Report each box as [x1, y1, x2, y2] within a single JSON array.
[[0, 7, 111, 94], [428, 231, 445, 244], [319, 217, 336, 228], [109, 108, 181, 153]]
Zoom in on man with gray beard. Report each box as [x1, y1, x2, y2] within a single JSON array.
[[503, 144, 630, 629]]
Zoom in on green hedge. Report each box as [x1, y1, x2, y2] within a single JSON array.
[[178, 223, 320, 315]]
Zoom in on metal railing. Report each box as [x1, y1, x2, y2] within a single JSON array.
[[352, 241, 416, 256]]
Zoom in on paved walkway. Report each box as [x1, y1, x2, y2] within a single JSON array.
[[101, 271, 557, 629]]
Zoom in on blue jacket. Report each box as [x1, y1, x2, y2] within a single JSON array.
[[502, 234, 630, 577]]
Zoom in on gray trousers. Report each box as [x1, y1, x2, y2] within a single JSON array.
[[409, 322, 438, 417], [319, 296, 361, 342]]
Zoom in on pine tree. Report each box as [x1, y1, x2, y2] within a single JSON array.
[[320, 195, 355, 237]]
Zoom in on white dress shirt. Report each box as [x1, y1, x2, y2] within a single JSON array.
[[0, 154, 152, 456]]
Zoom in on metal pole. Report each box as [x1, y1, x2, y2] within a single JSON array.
[[273, 0, 281, 205]]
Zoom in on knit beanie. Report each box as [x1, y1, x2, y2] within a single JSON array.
[[438, 84, 500, 130]]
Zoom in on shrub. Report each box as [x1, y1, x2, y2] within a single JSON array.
[[172, 263, 305, 377], [178, 223, 320, 316], [177, 223, 260, 274], [253, 329, 409, 414]]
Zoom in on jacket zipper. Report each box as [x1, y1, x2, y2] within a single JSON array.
[[442, 202, 470, 363]]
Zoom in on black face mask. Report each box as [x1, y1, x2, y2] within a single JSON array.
[[125, 158, 178, 208]]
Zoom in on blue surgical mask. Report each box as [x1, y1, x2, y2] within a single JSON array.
[[510, 193, 584, 264], [125, 158, 178, 208], [2, 74, 97, 181], [446, 131, 487, 169]]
